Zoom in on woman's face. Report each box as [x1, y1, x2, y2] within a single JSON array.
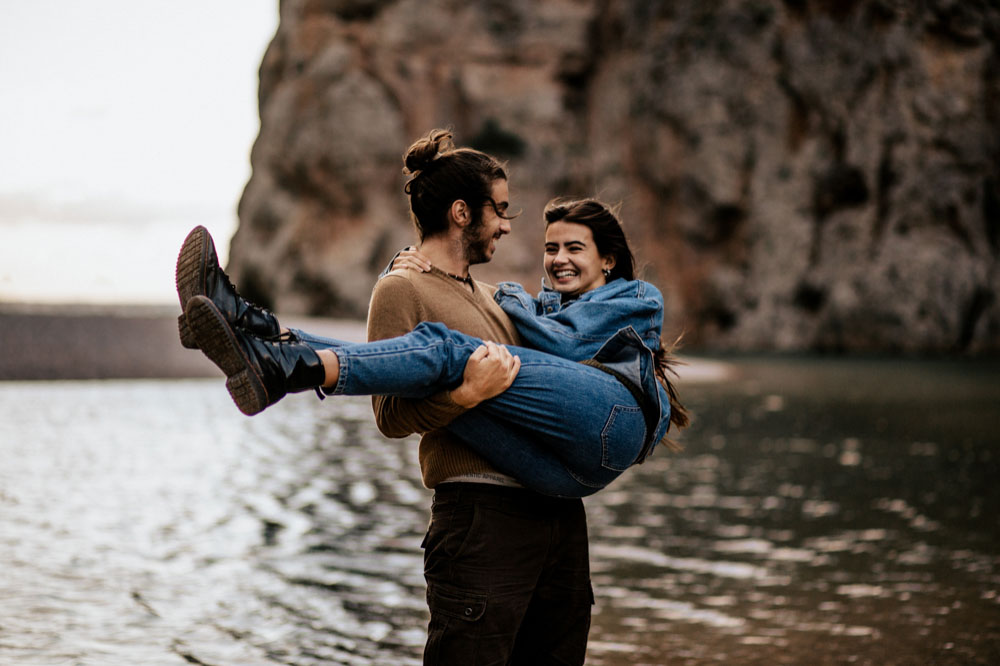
[[544, 221, 614, 298]]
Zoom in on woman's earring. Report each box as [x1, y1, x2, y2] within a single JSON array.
[[602, 268, 612, 277]]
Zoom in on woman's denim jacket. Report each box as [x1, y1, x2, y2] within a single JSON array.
[[494, 278, 672, 458]]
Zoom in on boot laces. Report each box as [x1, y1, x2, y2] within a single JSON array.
[[254, 329, 300, 343], [214, 265, 274, 320]]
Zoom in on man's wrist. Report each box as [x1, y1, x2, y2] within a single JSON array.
[[448, 385, 479, 409]]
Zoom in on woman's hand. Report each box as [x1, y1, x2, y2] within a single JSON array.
[[449, 341, 521, 408], [391, 246, 432, 273]]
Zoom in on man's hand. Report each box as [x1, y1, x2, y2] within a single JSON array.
[[449, 341, 521, 408], [391, 246, 432, 273]]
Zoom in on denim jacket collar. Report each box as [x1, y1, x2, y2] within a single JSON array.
[[494, 278, 672, 454]]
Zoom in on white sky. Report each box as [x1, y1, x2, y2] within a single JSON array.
[[0, 1, 278, 304]]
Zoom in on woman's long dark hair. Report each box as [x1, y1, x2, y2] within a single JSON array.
[[544, 198, 690, 447]]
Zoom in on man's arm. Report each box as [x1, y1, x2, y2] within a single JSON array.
[[366, 275, 469, 437]]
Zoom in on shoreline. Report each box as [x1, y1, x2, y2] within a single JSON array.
[[0, 302, 368, 381], [0, 302, 733, 383]]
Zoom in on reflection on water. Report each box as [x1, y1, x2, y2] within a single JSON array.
[[0, 358, 998, 665]]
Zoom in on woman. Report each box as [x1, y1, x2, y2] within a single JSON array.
[[180, 199, 687, 498]]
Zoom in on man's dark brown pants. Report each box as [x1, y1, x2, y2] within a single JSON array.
[[422, 482, 593, 665]]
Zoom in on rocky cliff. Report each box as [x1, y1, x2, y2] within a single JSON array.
[[229, 0, 1000, 353]]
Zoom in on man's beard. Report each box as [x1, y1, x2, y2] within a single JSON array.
[[462, 218, 493, 265]]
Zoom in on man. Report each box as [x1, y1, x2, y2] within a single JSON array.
[[368, 129, 593, 664]]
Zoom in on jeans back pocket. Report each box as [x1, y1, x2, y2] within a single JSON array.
[[600, 404, 645, 471]]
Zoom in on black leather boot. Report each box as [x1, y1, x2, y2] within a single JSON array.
[[175, 225, 280, 349], [185, 295, 326, 415]]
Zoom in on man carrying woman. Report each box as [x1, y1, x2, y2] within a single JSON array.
[[176, 129, 687, 664]]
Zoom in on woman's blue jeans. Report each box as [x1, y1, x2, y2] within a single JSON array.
[[294, 322, 646, 498]]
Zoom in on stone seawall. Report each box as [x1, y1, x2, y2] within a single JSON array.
[[0, 304, 366, 380]]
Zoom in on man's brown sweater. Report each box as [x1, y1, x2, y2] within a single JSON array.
[[366, 266, 523, 488]]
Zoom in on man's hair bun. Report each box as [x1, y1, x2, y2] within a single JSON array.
[[403, 129, 454, 175]]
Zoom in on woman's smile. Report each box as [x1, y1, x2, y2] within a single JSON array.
[[544, 221, 613, 297]]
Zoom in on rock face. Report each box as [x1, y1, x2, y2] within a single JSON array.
[[229, 0, 1000, 353]]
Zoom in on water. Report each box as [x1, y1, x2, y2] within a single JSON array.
[[1, 358, 997, 665]]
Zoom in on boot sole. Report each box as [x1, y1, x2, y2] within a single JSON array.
[[177, 314, 195, 349], [186, 295, 269, 416], [175, 226, 213, 349]]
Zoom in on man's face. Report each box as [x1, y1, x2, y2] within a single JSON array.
[[464, 179, 511, 265]]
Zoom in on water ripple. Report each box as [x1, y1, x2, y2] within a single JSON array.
[[1, 358, 998, 664]]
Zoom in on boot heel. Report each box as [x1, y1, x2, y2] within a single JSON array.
[[227, 370, 268, 416], [186, 296, 269, 414], [175, 226, 207, 307], [178, 314, 197, 349]]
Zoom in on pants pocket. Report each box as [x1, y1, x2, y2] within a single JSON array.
[[600, 404, 644, 471], [427, 583, 488, 622], [422, 501, 479, 560], [424, 583, 489, 664]]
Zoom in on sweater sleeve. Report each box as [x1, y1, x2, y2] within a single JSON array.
[[366, 274, 468, 438]]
